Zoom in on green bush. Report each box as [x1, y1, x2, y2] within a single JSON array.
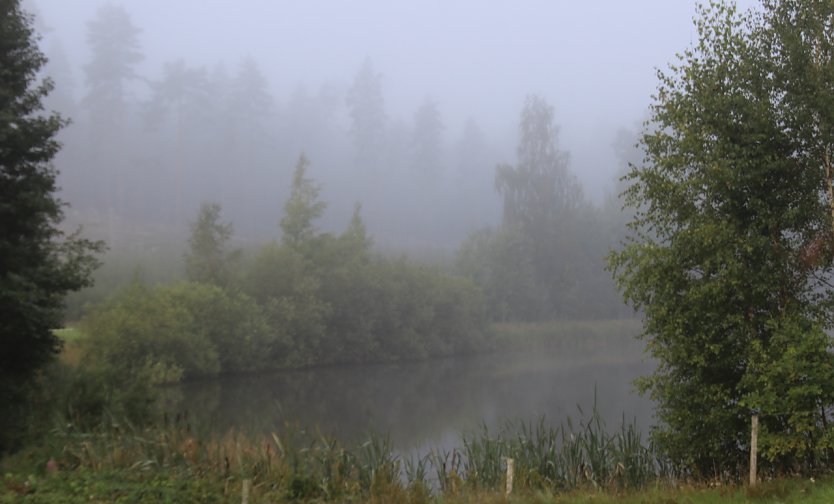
[[81, 282, 219, 382], [80, 278, 280, 381], [161, 283, 274, 373]]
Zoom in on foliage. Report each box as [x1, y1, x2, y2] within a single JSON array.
[[458, 96, 620, 321], [346, 57, 386, 170], [5, 468, 834, 504], [244, 242, 329, 366], [495, 95, 579, 230], [0, 404, 668, 503], [81, 280, 274, 381], [458, 227, 541, 321], [160, 282, 273, 374], [245, 184, 487, 365], [0, 0, 103, 453], [81, 281, 220, 381], [185, 201, 240, 288], [410, 97, 445, 180], [609, 0, 834, 477], [280, 154, 326, 249], [79, 157, 488, 377], [83, 3, 143, 119]]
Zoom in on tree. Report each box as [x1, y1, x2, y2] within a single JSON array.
[[454, 117, 489, 184], [346, 58, 386, 171], [495, 95, 580, 230], [185, 202, 239, 288], [410, 97, 445, 182], [281, 154, 326, 248], [342, 202, 373, 257], [229, 57, 273, 142], [609, 1, 834, 476], [0, 0, 102, 450], [226, 57, 273, 183], [83, 3, 142, 129], [486, 95, 584, 319], [82, 3, 142, 213], [145, 59, 210, 220]]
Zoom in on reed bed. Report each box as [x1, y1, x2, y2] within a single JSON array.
[[3, 404, 675, 502], [454, 406, 670, 494]]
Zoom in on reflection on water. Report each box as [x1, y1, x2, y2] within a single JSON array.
[[165, 343, 654, 454]]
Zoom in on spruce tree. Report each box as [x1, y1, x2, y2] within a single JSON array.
[[0, 0, 102, 450]]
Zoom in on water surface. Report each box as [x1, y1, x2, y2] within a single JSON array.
[[166, 337, 654, 454]]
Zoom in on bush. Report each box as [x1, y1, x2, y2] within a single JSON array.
[[161, 283, 274, 373], [80, 279, 279, 381], [81, 281, 219, 382]]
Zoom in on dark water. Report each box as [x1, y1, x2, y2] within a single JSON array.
[[164, 344, 654, 454]]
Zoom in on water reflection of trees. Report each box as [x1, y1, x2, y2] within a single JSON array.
[[165, 351, 654, 451]]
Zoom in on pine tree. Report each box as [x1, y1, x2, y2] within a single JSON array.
[[0, 0, 102, 451]]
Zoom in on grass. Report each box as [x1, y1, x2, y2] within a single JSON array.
[[53, 327, 84, 343], [0, 402, 664, 502], [54, 327, 85, 367], [3, 403, 834, 502], [3, 467, 834, 503], [490, 319, 645, 363]]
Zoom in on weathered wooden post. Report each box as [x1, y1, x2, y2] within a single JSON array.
[[242, 478, 251, 504], [506, 458, 515, 495], [749, 414, 759, 487]]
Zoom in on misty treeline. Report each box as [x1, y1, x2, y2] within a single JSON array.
[[39, 3, 633, 323], [81, 156, 488, 384]]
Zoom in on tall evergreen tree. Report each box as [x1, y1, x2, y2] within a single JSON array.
[[346, 58, 386, 171], [0, 0, 102, 451], [145, 59, 210, 221], [185, 202, 238, 288], [83, 3, 142, 136], [281, 154, 326, 248], [82, 3, 142, 215], [410, 97, 444, 182]]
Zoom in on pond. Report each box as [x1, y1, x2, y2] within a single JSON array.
[[164, 330, 654, 456]]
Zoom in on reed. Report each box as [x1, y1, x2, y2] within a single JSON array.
[[3, 403, 663, 501]]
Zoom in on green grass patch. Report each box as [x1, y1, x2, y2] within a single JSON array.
[[4, 471, 834, 503], [53, 327, 84, 343], [4, 410, 834, 503], [1, 469, 226, 504]]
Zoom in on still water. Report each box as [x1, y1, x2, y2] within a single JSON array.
[[165, 340, 654, 454]]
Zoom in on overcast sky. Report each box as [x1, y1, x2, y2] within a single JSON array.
[[31, 0, 760, 202]]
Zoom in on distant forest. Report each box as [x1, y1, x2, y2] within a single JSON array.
[[38, 4, 638, 321]]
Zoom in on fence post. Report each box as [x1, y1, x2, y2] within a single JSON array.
[[506, 458, 515, 495], [242, 478, 251, 504], [749, 415, 758, 487]]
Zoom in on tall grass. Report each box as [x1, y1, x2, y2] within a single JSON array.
[[454, 403, 665, 493], [3, 403, 667, 501]]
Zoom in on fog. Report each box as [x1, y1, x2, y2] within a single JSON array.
[[29, 0, 758, 250]]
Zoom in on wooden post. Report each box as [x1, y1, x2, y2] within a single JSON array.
[[506, 458, 515, 496], [241, 479, 251, 504], [749, 415, 758, 487]]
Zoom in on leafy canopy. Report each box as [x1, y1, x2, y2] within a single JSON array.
[[610, 0, 834, 476]]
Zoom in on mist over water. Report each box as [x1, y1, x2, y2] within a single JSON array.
[[167, 347, 654, 455]]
